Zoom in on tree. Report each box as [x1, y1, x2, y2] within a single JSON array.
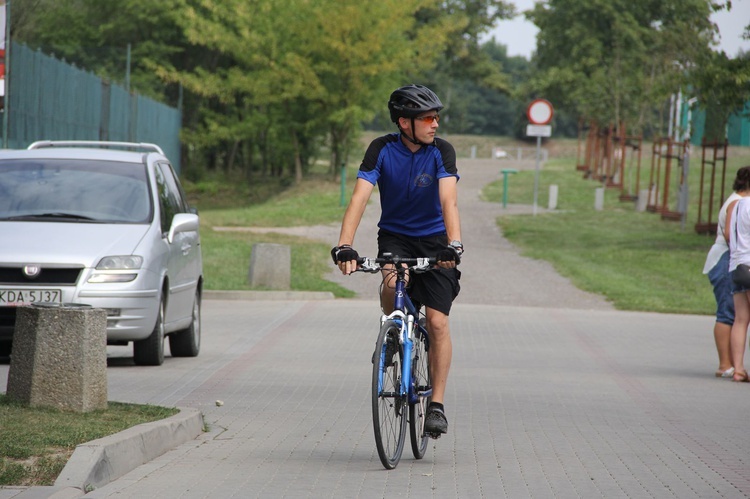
[[687, 9, 750, 141], [689, 50, 750, 141], [13, 0, 521, 181], [442, 40, 530, 136], [303, 0, 447, 175], [13, 0, 188, 103], [161, 0, 515, 179], [526, 0, 716, 135]]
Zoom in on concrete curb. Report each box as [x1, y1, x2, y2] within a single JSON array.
[[48, 407, 203, 496], [203, 290, 335, 301]]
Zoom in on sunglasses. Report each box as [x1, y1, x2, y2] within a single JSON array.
[[414, 114, 440, 124]]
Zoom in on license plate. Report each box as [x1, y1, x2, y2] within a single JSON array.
[[0, 289, 62, 306]]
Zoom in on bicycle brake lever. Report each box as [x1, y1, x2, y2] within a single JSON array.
[[412, 258, 432, 273], [359, 257, 381, 273]]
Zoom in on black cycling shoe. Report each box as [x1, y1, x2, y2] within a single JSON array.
[[424, 407, 448, 438]]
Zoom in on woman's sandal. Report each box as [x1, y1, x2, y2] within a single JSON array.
[[716, 367, 735, 378], [732, 370, 749, 383]]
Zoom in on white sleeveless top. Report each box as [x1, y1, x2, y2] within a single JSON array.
[[729, 196, 750, 271], [703, 192, 742, 273]]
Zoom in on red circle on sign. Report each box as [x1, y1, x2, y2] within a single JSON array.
[[527, 99, 554, 125]]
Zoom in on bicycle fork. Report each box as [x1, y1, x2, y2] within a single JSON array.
[[377, 314, 425, 406], [377, 280, 429, 405]]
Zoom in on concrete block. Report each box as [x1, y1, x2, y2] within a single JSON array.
[[548, 184, 558, 210], [7, 304, 108, 412], [248, 243, 291, 290], [636, 189, 649, 212], [594, 187, 604, 211]]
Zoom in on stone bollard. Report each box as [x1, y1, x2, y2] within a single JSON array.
[[7, 303, 108, 412], [636, 189, 650, 212], [248, 243, 291, 290], [594, 187, 605, 211], [548, 185, 558, 210]]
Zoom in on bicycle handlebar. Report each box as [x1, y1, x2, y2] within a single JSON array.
[[355, 254, 438, 274]]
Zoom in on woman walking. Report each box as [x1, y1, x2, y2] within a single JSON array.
[[725, 166, 750, 382], [704, 168, 750, 377]]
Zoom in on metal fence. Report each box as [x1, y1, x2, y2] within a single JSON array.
[[4, 42, 182, 170], [686, 100, 750, 147]]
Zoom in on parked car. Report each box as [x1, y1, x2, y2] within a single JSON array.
[[0, 141, 202, 365]]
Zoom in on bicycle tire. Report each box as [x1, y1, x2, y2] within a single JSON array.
[[372, 320, 407, 469], [410, 322, 431, 459]]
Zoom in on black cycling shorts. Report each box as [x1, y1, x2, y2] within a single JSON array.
[[377, 229, 461, 316]]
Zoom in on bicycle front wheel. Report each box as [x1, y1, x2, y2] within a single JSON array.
[[372, 320, 407, 469], [410, 322, 431, 459]]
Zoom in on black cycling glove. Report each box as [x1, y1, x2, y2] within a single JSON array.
[[437, 243, 462, 265], [331, 245, 359, 264]]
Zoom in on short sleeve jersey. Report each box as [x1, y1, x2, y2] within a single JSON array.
[[357, 133, 459, 238]]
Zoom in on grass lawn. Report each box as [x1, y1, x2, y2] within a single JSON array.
[[484, 142, 750, 314], [0, 394, 177, 486]]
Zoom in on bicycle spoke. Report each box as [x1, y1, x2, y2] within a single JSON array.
[[372, 322, 406, 469], [409, 323, 431, 459]]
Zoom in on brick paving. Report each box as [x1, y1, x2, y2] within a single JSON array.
[[61, 301, 750, 498]]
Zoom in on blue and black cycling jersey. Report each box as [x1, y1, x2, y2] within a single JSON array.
[[357, 133, 459, 238]]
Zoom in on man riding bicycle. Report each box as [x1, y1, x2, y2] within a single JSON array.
[[332, 84, 462, 436]]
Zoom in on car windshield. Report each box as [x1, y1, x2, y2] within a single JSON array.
[[0, 159, 152, 223]]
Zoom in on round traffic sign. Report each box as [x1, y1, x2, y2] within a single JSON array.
[[527, 99, 554, 125]]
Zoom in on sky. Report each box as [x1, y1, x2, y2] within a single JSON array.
[[482, 0, 750, 59]]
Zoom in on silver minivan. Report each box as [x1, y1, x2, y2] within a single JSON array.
[[0, 141, 202, 365]]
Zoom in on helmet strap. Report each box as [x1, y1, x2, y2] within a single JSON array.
[[398, 118, 427, 147]]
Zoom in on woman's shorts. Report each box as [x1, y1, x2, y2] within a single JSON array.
[[708, 251, 734, 325], [730, 268, 750, 296], [377, 229, 461, 316]]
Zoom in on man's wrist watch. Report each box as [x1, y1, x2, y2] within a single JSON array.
[[449, 240, 464, 256]]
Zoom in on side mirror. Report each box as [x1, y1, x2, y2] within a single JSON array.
[[167, 213, 199, 243]]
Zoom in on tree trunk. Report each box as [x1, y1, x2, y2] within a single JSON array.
[[227, 140, 240, 172], [292, 131, 303, 184], [704, 97, 729, 143]]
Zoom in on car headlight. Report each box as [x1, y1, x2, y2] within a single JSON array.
[[96, 256, 143, 270], [88, 256, 143, 283]]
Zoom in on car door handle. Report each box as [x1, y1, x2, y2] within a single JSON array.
[[181, 243, 191, 255]]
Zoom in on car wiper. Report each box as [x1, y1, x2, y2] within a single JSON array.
[[0, 213, 98, 221]]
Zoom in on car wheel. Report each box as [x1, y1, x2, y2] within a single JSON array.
[[169, 290, 201, 357], [133, 297, 165, 366]]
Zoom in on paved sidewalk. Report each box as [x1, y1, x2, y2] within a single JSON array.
[[5, 299, 745, 498]]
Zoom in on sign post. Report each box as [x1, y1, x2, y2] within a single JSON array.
[[526, 99, 554, 215]]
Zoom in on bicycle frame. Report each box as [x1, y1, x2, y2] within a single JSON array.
[[377, 268, 432, 406]]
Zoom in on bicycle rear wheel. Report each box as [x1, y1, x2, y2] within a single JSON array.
[[410, 322, 431, 459], [372, 320, 407, 469]]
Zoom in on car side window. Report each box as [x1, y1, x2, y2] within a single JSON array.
[[154, 162, 183, 234], [163, 163, 193, 213]]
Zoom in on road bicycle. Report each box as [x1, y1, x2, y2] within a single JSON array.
[[355, 253, 437, 470]]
